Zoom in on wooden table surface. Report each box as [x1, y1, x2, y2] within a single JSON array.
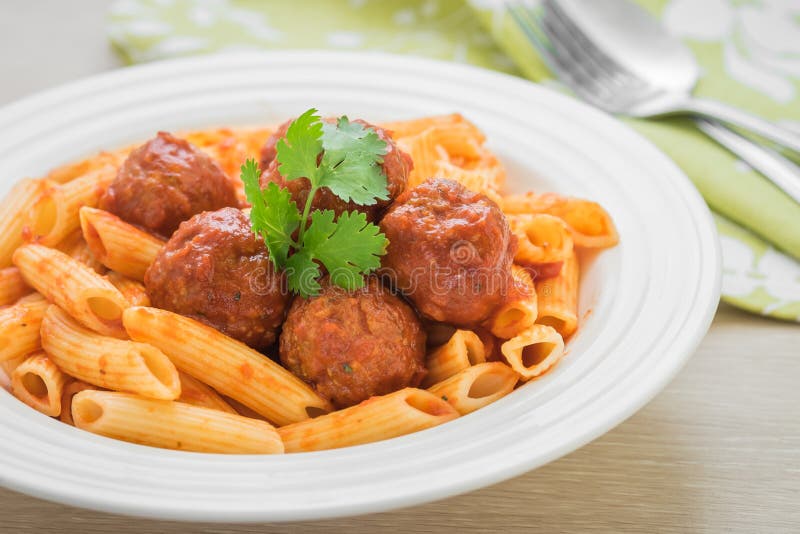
[[1, 2, 798, 532]]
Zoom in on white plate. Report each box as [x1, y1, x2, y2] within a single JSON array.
[[0, 51, 720, 522]]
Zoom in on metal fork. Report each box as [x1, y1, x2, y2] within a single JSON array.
[[508, 0, 800, 204]]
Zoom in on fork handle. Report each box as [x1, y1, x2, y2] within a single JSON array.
[[695, 118, 800, 205], [681, 97, 800, 155]]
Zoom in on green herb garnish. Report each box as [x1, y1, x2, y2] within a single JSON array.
[[241, 108, 390, 298], [342, 363, 354, 374]]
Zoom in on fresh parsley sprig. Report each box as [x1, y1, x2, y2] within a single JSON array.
[[241, 108, 390, 298]]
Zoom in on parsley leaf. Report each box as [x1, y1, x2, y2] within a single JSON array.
[[240, 160, 300, 269], [320, 117, 389, 205], [300, 210, 388, 292], [276, 108, 324, 183], [242, 107, 391, 297]]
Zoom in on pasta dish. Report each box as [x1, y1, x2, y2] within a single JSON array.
[[0, 111, 617, 454]]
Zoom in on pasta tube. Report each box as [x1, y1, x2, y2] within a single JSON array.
[[60, 380, 100, 425], [105, 271, 150, 307], [501, 192, 618, 249], [507, 213, 573, 265], [422, 329, 486, 387], [178, 372, 236, 414], [11, 352, 68, 417], [396, 128, 439, 188], [0, 293, 49, 362], [79, 207, 164, 281], [13, 244, 129, 338], [381, 114, 485, 141], [535, 250, 579, 338], [485, 265, 538, 339], [56, 230, 106, 274], [24, 165, 115, 247], [0, 267, 32, 306], [41, 305, 180, 400], [72, 390, 284, 454], [0, 178, 53, 267], [45, 149, 128, 184], [278, 388, 459, 452], [123, 306, 332, 426], [501, 324, 565, 380], [428, 362, 519, 415]]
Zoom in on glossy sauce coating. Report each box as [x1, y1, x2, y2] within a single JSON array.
[[101, 132, 238, 238], [259, 119, 412, 222], [144, 207, 290, 351], [279, 277, 427, 409], [379, 178, 517, 327]]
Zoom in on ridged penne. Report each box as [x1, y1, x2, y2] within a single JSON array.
[[60, 380, 99, 425], [45, 149, 129, 184], [278, 388, 459, 452], [501, 192, 618, 249], [0, 293, 49, 362], [79, 207, 164, 281], [41, 305, 180, 400], [381, 113, 484, 141], [24, 166, 115, 247], [485, 265, 538, 339], [501, 324, 565, 380], [536, 249, 580, 338], [0, 267, 31, 306], [422, 330, 486, 387], [10, 352, 68, 417], [105, 271, 150, 307], [178, 372, 236, 414], [72, 390, 284, 454], [507, 213, 574, 265], [434, 158, 504, 202], [396, 128, 439, 188], [428, 362, 519, 415], [0, 178, 53, 267], [56, 230, 106, 274], [13, 244, 129, 338], [122, 306, 332, 426]]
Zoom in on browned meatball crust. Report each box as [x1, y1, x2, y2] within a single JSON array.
[[101, 131, 238, 238], [259, 119, 412, 222], [379, 178, 517, 328], [145, 207, 290, 350], [279, 277, 427, 409], [258, 119, 292, 170]]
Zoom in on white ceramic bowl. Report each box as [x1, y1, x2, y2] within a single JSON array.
[[0, 52, 720, 522]]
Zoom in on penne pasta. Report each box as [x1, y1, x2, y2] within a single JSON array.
[[72, 390, 284, 454], [536, 250, 580, 338], [396, 128, 439, 188], [13, 244, 129, 338], [79, 207, 164, 281], [501, 324, 565, 380], [0, 267, 32, 306], [45, 149, 129, 184], [422, 330, 486, 387], [507, 213, 574, 265], [486, 265, 538, 339], [122, 306, 332, 426], [178, 372, 236, 414], [0, 178, 53, 267], [501, 192, 618, 249], [56, 230, 106, 274], [24, 165, 116, 247], [0, 293, 49, 362], [60, 380, 100, 425], [105, 271, 150, 307], [11, 352, 68, 417], [434, 158, 504, 202], [41, 305, 181, 400], [428, 362, 519, 415], [278, 388, 459, 452], [381, 113, 485, 142]]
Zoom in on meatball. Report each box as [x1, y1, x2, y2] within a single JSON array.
[[379, 178, 517, 328], [101, 131, 238, 238], [258, 119, 291, 170], [259, 119, 412, 222], [280, 277, 427, 409], [144, 207, 290, 350]]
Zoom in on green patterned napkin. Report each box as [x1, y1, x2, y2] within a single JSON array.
[[107, 0, 800, 321]]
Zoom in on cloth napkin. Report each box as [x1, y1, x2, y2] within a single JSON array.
[[107, 0, 800, 321]]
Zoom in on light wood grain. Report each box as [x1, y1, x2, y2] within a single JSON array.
[[0, 3, 798, 532]]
